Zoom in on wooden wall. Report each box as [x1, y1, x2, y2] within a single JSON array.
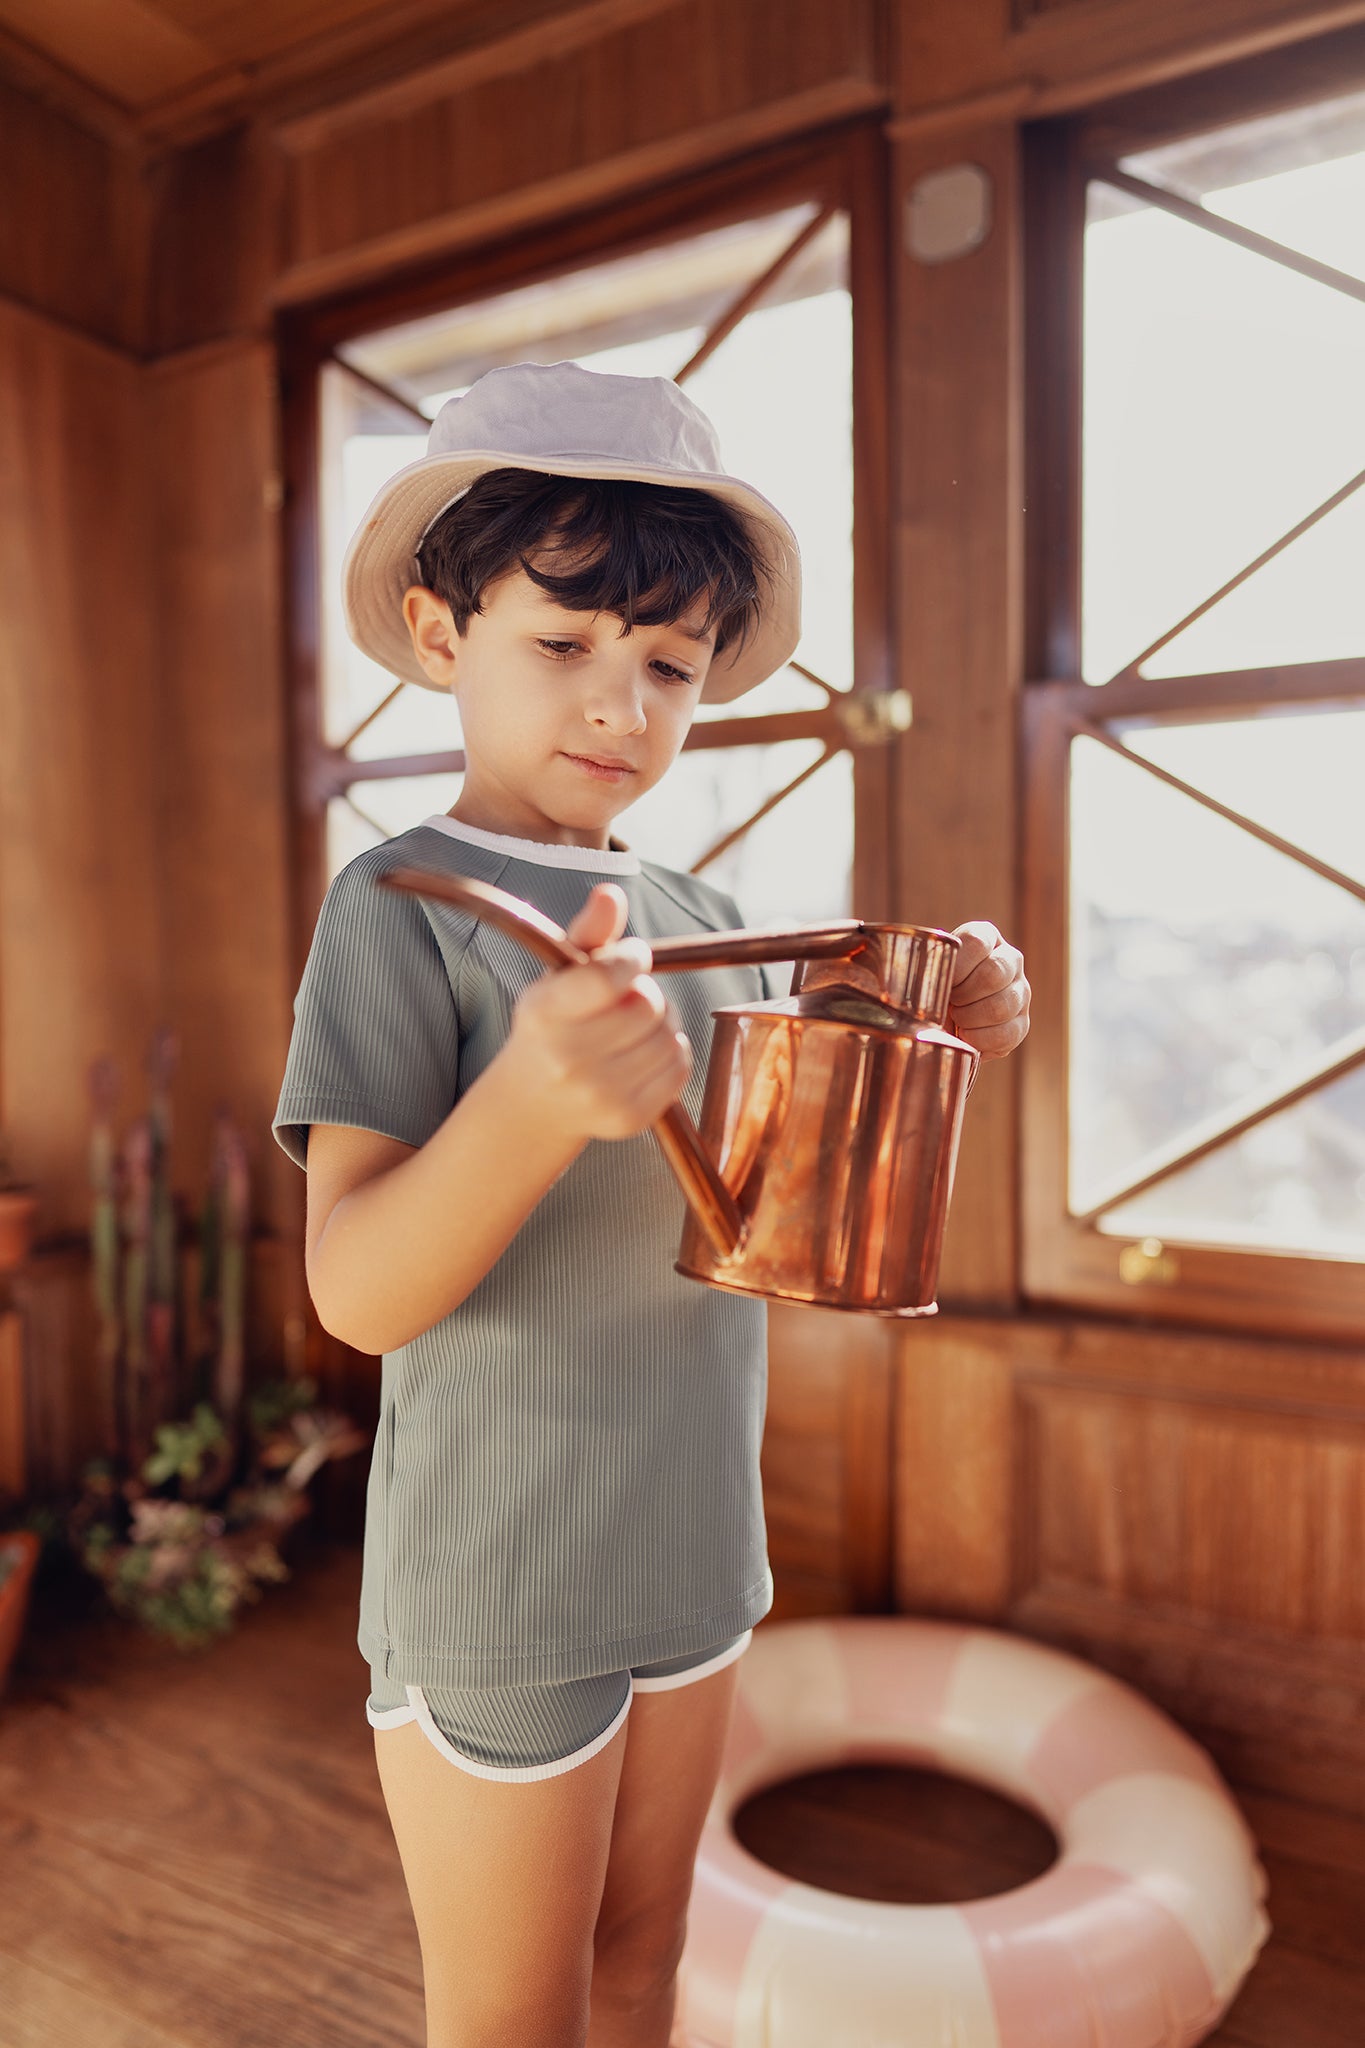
[[0, 301, 158, 1487], [2, 0, 1363, 1804]]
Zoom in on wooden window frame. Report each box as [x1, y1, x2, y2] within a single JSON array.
[[1019, 28, 1365, 1347], [276, 115, 895, 977]]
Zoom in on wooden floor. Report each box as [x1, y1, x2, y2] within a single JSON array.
[[0, 1541, 1361, 2047]]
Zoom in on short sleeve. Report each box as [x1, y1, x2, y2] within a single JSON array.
[[271, 853, 461, 1170]]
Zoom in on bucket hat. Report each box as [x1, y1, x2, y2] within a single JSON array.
[[341, 359, 802, 704]]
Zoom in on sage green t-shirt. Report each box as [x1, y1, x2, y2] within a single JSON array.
[[272, 814, 774, 1688]]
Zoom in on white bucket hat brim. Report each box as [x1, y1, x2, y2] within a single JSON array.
[[340, 362, 802, 706]]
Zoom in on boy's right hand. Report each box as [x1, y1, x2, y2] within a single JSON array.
[[504, 883, 692, 1142]]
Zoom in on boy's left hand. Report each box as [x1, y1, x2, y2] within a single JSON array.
[[948, 923, 1031, 1061]]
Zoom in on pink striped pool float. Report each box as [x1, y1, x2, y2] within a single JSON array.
[[676, 1617, 1269, 2048]]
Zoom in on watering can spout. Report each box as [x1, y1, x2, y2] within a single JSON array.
[[651, 1099, 744, 1261]]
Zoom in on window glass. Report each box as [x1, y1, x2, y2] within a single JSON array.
[[617, 741, 852, 928], [1067, 734, 1365, 1220], [326, 775, 463, 874], [1082, 129, 1365, 683], [1100, 1064, 1365, 1261], [1120, 706, 1365, 880]]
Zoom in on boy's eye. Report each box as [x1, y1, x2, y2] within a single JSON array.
[[536, 634, 695, 684]]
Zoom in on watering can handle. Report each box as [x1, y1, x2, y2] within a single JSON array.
[[377, 865, 847, 1262]]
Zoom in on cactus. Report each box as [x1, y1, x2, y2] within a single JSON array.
[[95, 1030, 194, 1461], [195, 1167, 221, 1408], [87, 1057, 123, 1462], [213, 1108, 249, 1425], [145, 1029, 180, 1423], [120, 1117, 152, 1464]]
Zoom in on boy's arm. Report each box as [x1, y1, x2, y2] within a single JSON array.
[[305, 882, 688, 1354], [305, 1051, 585, 1354]]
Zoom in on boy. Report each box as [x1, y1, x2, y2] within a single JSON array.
[[274, 359, 1029, 2048]]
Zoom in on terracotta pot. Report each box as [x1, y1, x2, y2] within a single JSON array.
[[0, 1530, 39, 1696], [0, 1191, 38, 1275]]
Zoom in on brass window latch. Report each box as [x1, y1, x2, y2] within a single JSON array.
[[1117, 1236, 1181, 1285], [835, 689, 913, 748]]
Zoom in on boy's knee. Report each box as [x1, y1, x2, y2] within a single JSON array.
[[592, 1906, 688, 2012]]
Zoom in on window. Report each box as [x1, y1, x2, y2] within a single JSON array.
[[283, 131, 896, 973], [1022, 62, 1365, 1342]]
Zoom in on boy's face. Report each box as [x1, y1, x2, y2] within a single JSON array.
[[401, 557, 714, 847]]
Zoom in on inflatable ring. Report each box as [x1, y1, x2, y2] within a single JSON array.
[[678, 1617, 1270, 2048]]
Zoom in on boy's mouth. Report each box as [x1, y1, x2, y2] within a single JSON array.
[[561, 751, 637, 783]]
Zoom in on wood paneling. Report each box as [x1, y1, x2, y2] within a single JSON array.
[[6, 1249, 100, 1497], [895, 1313, 1365, 1628], [762, 1302, 896, 1617], [1025, 1386, 1365, 1636], [274, 0, 884, 304], [143, 338, 308, 1425], [147, 127, 282, 356], [0, 302, 161, 1233], [0, 72, 146, 351], [895, 1318, 1018, 1617], [888, 120, 1023, 1308], [0, 0, 591, 143], [894, 1311, 1365, 1810], [0, 0, 219, 113], [146, 341, 298, 1254], [890, 0, 1365, 126], [11, 0, 1365, 148], [1013, 1578, 1365, 1821]]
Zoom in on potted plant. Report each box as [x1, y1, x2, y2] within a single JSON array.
[[70, 1380, 365, 1650], [66, 1036, 364, 1650], [0, 1136, 38, 1276]]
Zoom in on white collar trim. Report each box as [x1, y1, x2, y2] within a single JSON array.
[[420, 813, 640, 875]]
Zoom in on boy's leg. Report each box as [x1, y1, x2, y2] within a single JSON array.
[[589, 1659, 744, 2048], [375, 1712, 628, 2048]]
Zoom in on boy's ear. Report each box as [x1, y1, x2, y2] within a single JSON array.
[[401, 586, 461, 688]]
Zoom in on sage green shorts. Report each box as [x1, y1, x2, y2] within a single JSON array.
[[366, 1631, 752, 1783]]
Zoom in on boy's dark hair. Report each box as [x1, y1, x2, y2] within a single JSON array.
[[414, 467, 774, 663]]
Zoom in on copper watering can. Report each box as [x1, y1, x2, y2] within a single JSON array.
[[379, 866, 979, 1316]]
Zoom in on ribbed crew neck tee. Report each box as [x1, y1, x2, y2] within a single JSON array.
[[272, 813, 774, 1688]]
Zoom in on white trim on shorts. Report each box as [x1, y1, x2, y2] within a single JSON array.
[[367, 1681, 633, 1784], [630, 1628, 753, 1691], [366, 1629, 753, 1782]]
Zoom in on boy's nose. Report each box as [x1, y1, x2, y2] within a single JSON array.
[[584, 668, 648, 735]]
